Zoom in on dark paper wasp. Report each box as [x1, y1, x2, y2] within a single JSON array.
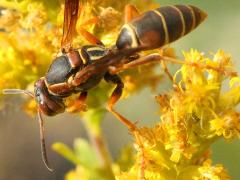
[[3, 0, 207, 171]]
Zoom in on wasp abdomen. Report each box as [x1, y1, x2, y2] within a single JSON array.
[[116, 5, 207, 50]]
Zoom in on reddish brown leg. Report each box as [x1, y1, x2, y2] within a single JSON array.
[[78, 17, 104, 46], [104, 72, 137, 131], [108, 53, 162, 74], [66, 91, 88, 113], [134, 131, 147, 180], [78, 91, 88, 102], [124, 4, 140, 23], [161, 60, 174, 82], [109, 53, 238, 78], [81, 17, 99, 27], [104, 72, 146, 179], [108, 53, 176, 91], [79, 28, 104, 46], [108, 53, 182, 75]]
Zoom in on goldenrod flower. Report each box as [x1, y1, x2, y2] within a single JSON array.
[[193, 159, 231, 180], [116, 50, 237, 179], [1, 1, 239, 180]]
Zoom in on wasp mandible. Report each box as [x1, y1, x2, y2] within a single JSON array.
[[3, 0, 207, 171]]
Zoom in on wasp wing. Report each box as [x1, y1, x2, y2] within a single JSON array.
[[72, 47, 144, 86], [61, 0, 80, 52]]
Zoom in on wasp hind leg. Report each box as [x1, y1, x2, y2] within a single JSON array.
[[108, 53, 162, 74], [66, 91, 88, 113], [160, 60, 174, 82], [104, 72, 146, 180], [108, 54, 176, 87]]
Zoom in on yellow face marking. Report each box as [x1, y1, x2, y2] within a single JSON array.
[[186, 5, 196, 30], [171, 6, 186, 37], [153, 10, 169, 44], [79, 49, 87, 64], [122, 24, 138, 47]]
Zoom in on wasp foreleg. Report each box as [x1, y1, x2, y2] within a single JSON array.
[[66, 91, 88, 113]]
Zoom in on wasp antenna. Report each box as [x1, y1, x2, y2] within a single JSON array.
[[2, 89, 34, 98], [38, 110, 53, 172]]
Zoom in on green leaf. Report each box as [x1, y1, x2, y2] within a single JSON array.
[[52, 142, 81, 165], [74, 138, 99, 168]]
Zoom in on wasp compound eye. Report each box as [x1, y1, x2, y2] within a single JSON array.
[[34, 78, 65, 116]]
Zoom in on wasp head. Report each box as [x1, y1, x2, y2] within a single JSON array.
[[34, 78, 65, 116]]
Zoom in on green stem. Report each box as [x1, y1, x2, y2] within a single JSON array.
[[82, 108, 115, 180]]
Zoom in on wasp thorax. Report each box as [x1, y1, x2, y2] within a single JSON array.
[[34, 78, 65, 116]]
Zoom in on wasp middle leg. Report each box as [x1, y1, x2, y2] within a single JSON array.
[[104, 72, 147, 179], [104, 72, 137, 131]]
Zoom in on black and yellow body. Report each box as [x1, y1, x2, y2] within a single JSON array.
[[8, 2, 207, 172], [42, 45, 108, 97], [35, 5, 207, 116], [116, 5, 207, 50]]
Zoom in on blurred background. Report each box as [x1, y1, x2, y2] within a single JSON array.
[[0, 0, 240, 179]]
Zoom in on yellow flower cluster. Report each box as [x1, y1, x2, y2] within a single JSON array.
[[116, 49, 238, 179], [2, 0, 239, 180], [193, 160, 231, 180], [0, 0, 62, 102]]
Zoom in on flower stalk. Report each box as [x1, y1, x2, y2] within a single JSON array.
[[82, 109, 116, 180]]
